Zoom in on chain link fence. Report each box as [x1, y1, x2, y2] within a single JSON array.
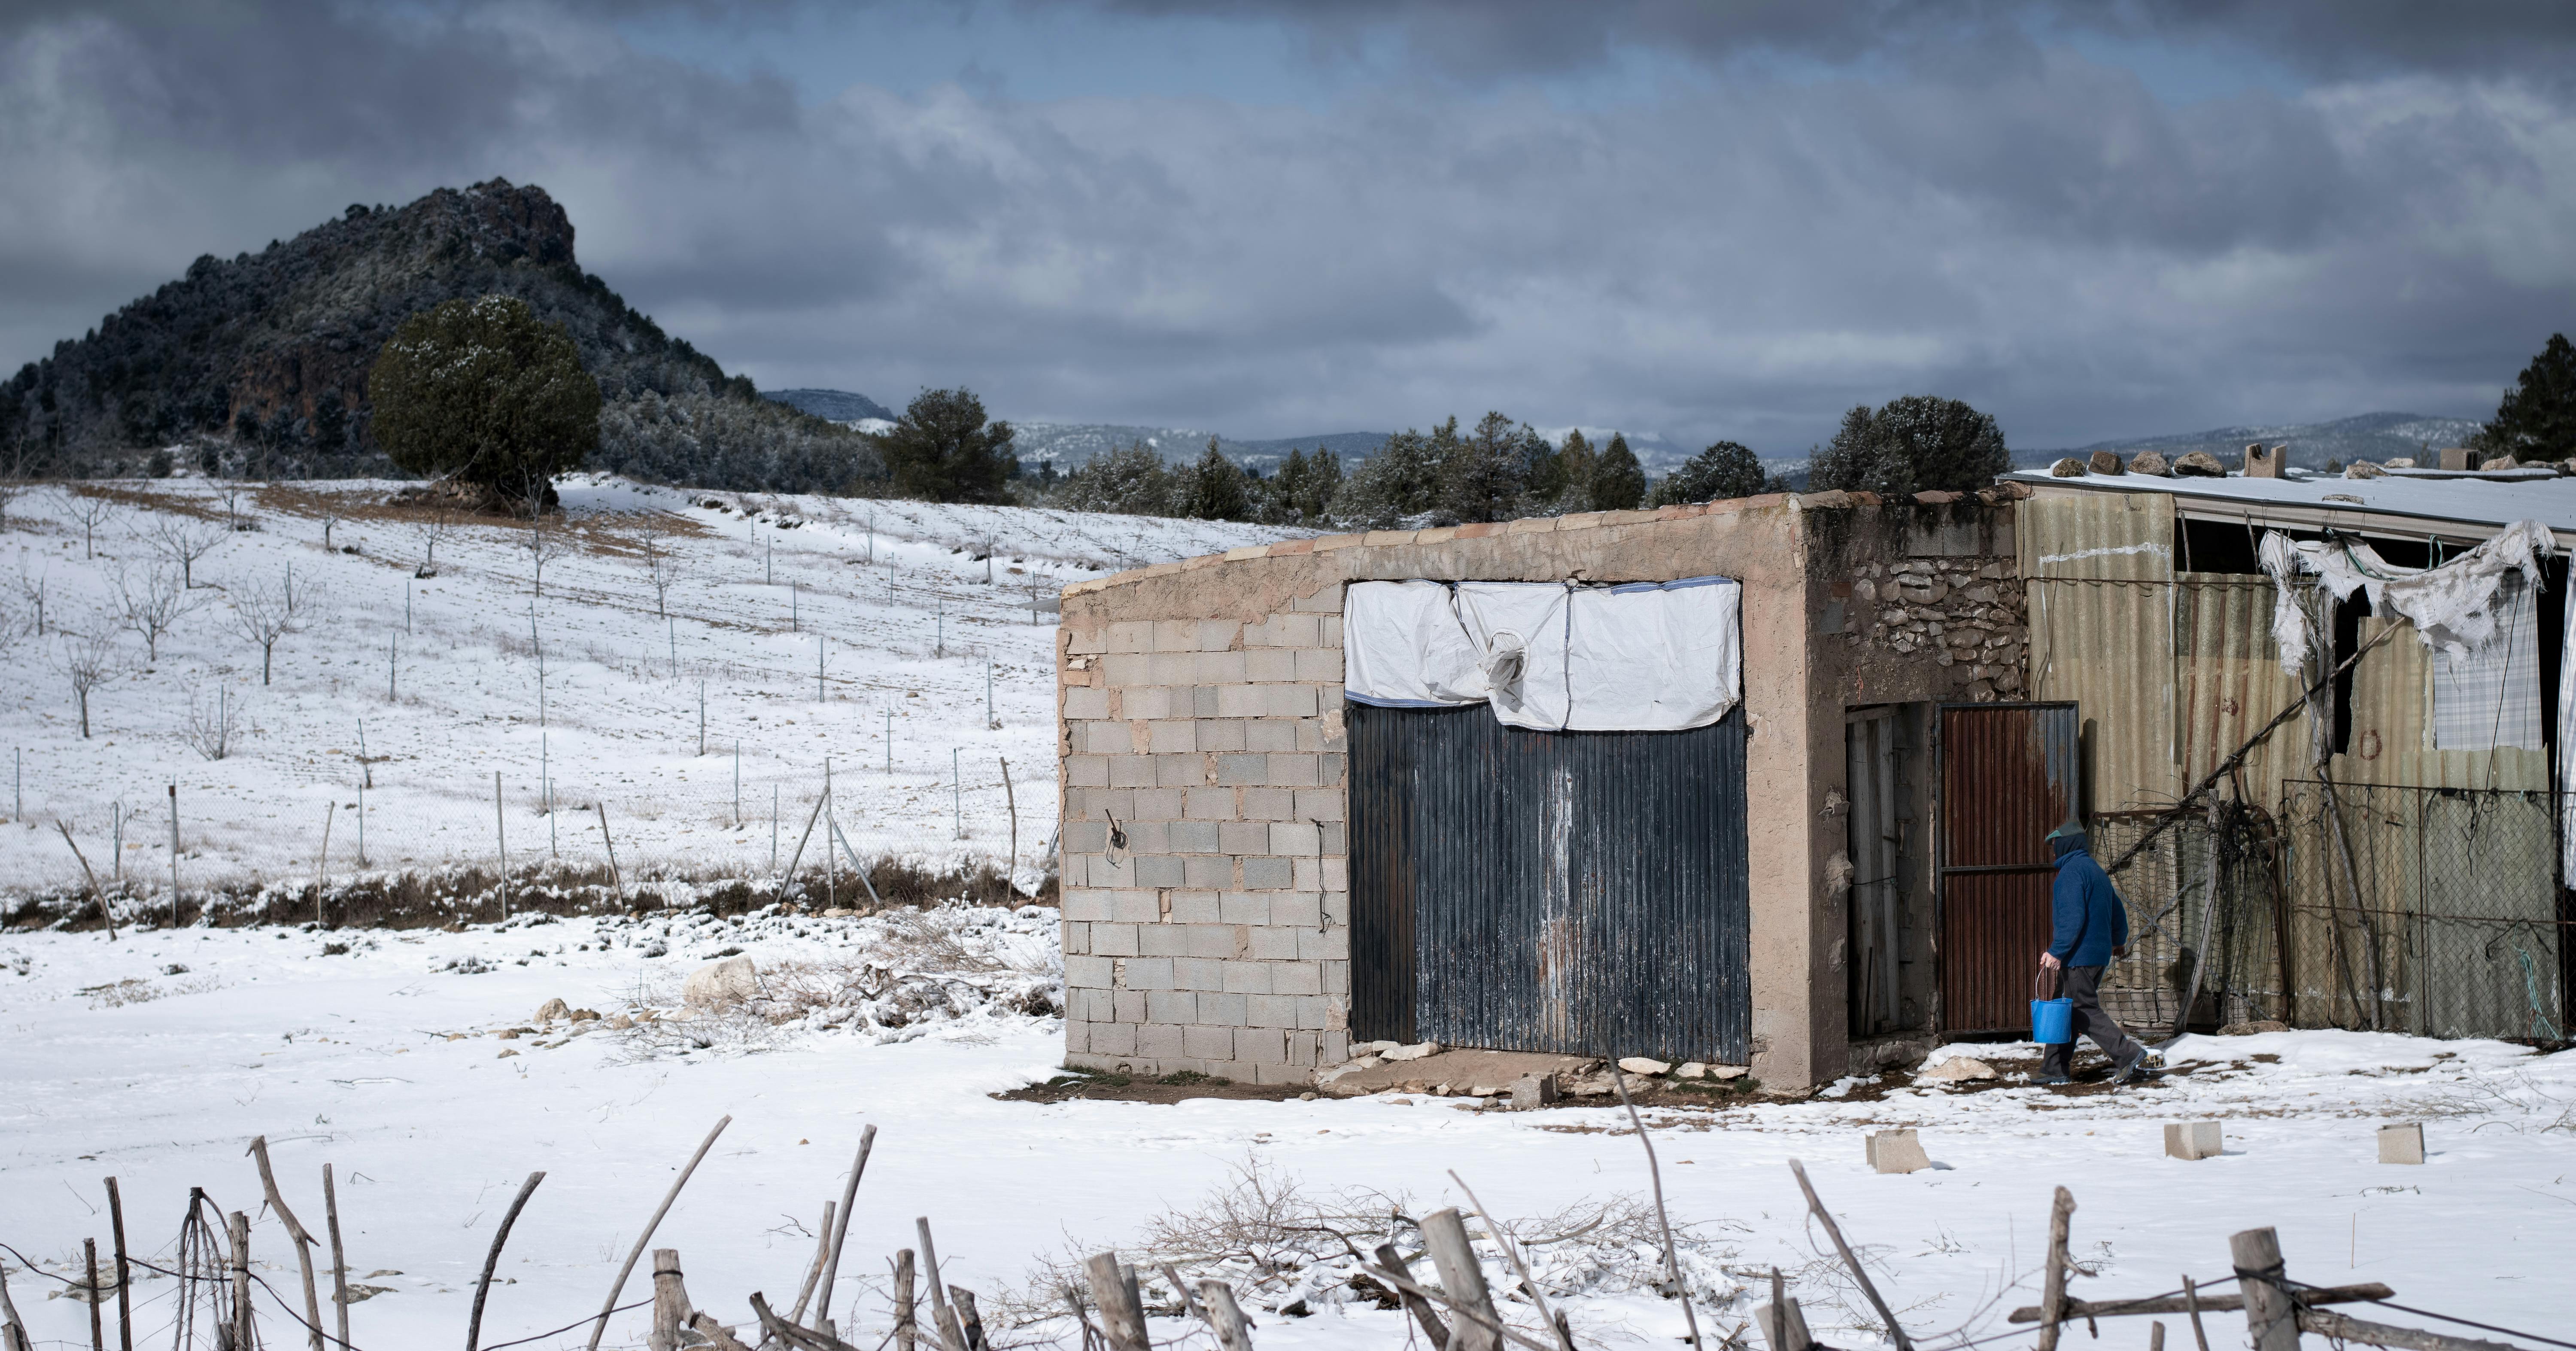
[[2095, 784, 2568, 1043]]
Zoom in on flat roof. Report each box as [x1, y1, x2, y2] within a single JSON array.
[[2001, 465, 2576, 547]]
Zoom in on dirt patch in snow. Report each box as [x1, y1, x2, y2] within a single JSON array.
[[994, 1068, 1310, 1105]]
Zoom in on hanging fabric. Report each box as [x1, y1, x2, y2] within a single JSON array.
[[1344, 576, 1742, 731], [2257, 518, 2553, 676]]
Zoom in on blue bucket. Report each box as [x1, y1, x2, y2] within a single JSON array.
[[2031, 998, 2075, 1045]]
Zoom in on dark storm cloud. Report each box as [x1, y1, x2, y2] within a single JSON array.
[[4, 0, 2573, 450]]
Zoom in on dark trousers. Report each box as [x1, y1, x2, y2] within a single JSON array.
[[2042, 964, 2141, 1077]]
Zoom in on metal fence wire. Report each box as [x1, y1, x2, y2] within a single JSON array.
[[2095, 784, 2570, 1043]]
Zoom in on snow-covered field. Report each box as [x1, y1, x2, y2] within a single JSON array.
[[0, 475, 1299, 901], [5, 917, 2573, 1351]]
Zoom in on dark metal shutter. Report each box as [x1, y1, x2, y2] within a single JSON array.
[[1347, 701, 1751, 1063], [1935, 701, 2079, 1033]]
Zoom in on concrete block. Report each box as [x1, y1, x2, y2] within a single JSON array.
[[1511, 1074, 1561, 1111], [1108, 755, 1157, 788], [1155, 755, 1207, 788], [1060, 921, 1090, 955], [1185, 788, 1239, 819], [1101, 654, 1152, 686], [1120, 685, 1174, 720], [1195, 718, 1247, 752], [1196, 651, 1249, 684], [1063, 955, 1114, 989], [1081, 721, 1132, 755], [1245, 718, 1297, 752], [1867, 1129, 1931, 1174], [1221, 961, 1273, 994], [1293, 648, 1344, 682], [1270, 820, 1322, 856], [1245, 925, 1301, 961], [1275, 613, 1322, 645], [1091, 923, 1139, 957], [1065, 754, 1109, 787], [1242, 855, 1294, 889], [1185, 923, 1242, 959], [1245, 994, 1299, 1028], [1287, 1030, 1321, 1067], [1137, 924, 1190, 958], [1173, 957, 1225, 991], [1219, 892, 1270, 925], [1291, 589, 1343, 613], [1273, 962, 1323, 996], [1110, 890, 1161, 923], [1168, 891, 1222, 925], [1091, 1022, 1137, 1056], [1242, 788, 1296, 820], [1102, 621, 1155, 654], [1123, 819, 1169, 855], [1269, 892, 1321, 927], [1132, 787, 1185, 821], [1124, 958, 1176, 991], [1215, 753, 1269, 785], [1182, 855, 1233, 888], [1183, 1024, 1235, 1060], [1297, 927, 1350, 961], [1219, 820, 1271, 855], [1061, 888, 1114, 923], [1199, 992, 1248, 1027], [1111, 990, 1148, 1022], [1133, 855, 1184, 887], [1235, 1028, 1289, 1064], [2379, 1123, 2425, 1165], [1136, 1020, 1186, 1059], [1145, 990, 1197, 1025], [1245, 648, 1297, 682], [1170, 820, 1219, 854], [1148, 721, 1197, 754], [2164, 1121, 2223, 1161]]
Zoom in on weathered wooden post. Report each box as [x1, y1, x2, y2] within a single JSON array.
[[2230, 1228, 2301, 1351], [227, 1211, 253, 1351], [1082, 1254, 1148, 1351], [1197, 1282, 1255, 1351], [1419, 1208, 1500, 1351], [648, 1250, 687, 1351], [890, 1250, 917, 1351], [103, 1178, 132, 1351], [2038, 1187, 2075, 1351]]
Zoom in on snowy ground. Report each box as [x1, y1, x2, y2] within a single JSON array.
[[0, 476, 1300, 900], [5, 919, 2573, 1351]]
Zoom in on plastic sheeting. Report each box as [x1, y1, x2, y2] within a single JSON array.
[[1343, 577, 1742, 731], [2259, 519, 2554, 675]]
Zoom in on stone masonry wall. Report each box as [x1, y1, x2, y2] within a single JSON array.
[[1056, 592, 1354, 1085], [1848, 554, 2028, 700]]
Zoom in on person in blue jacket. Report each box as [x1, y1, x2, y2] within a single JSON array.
[[2037, 821, 2153, 1085]]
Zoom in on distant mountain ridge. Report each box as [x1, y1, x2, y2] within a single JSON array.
[[765, 388, 895, 424], [2024, 411, 2484, 472], [1008, 422, 1389, 475], [1, 179, 880, 493]]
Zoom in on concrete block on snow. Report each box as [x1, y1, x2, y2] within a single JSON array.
[[2164, 1120, 2223, 1160], [2379, 1122, 2425, 1165], [1866, 1129, 1930, 1174]]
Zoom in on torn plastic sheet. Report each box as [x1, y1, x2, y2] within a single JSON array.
[[2257, 519, 2555, 676], [1343, 577, 1742, 731]]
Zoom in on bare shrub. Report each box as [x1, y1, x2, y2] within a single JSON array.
[[227, 573, 318, 684], [182, 682, 244, 761], [113, 566, 208, 661], [53, 626, 128, 738], [64, 492, 120, 559]]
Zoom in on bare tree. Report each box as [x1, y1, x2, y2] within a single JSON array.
[[54, 627, 127, 738], [228, 575, 316, 685], [140, 512, 225, 587], [12, 558, 46, 636], [315, 495, 350, 551], [112, 566, 208, 662], [216, 481, 254, 532], [638, 514, 688, 618], [182, 682, 242, 761], [64, 493, 119, 559], [526, 512, 574, 598], [411, 503, 456, 577]]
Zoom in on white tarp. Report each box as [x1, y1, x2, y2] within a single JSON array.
[[2258, 519, 2554, 676], [1343, 577, 1742, 731]]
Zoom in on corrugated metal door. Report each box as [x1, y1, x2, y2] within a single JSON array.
[[1937, 702, 2079, 1033], [1347, 702, 1750, 1063]]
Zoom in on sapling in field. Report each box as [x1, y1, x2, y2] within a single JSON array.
[[410, 503, 455, 577], [64, 492, 119, 559], [53, 626, 127, 738], [112, 566, 207, 662], [638, 514, 687, 618], [138, 511, 225, 587], [228, 575, 317, 685]]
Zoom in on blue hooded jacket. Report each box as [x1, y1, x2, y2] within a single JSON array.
[[2048, 829, 2129, 967]]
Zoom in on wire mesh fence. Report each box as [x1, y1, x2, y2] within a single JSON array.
[[2097, 782, 2569, 1043], [2, 752, 1054, 924]]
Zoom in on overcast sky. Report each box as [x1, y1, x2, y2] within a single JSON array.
[[7, 2, 2576, 453]]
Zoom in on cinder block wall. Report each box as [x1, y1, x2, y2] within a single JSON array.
[[1057, 590, 1355, 1084]]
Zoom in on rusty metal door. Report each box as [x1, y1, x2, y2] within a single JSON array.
[[1936, 702, 2079, 1033], [1347, 702, 1750, 1063]]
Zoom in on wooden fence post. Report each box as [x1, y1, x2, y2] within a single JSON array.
[[649, 1250, 687, 1351], [1082, 1254, 1148, 1351], [322, 1165, 349, 1351], [1197, 1281, 1255, 1351], [1419, 1208, 1501, 1351], [227, 1211, 253, 1351], [2230, 1228, 2301, 1351], [2038, 1186, 2075, 1351], [890, 1250, 917, 1351], [103, 1178, 132, 1351]]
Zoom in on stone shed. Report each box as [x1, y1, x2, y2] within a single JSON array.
[[1054, 488, 2034, 1092]]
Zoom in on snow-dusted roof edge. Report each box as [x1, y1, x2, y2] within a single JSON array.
[[2002, 468, 2576, 548]]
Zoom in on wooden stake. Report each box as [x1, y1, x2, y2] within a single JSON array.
[[2228, 1228, 2300, 1351], [2294, 1308, 2531, 1351], [1786, 1160, 1915, 1351], [2183, 1275, 2211, 1351], [247, 1135, 327, 1351], [494, 771, 510, 919], [1448, 1171, 1574, 1351], [1196, 1281, 1255, 1351], [58, 821, 112, 940], [83, 1238, 103, 1351], [466, 1172, 546, 1351], [587, 1116, 732, 1351], [103, 1178, 131, 1351], [947, 1288, 985, 1351], [689, 1314, 750, 1351], [786, 1202, 834, 1326], [1373, 1245, 1448, 1349], [781, 790, 828, 891], [2152, 1322, 2166, 1351], [2037, 1186, 2075, 1351], [0, 1248, 31, 1351], [311, 803, 332, 928], [917, 1220, 967, 1351], [321, 1165, 349, 1351], [999, 757, 1017, 882], [1610, 1064, 1703, 1350], [649, 1250, 687, 1351], [813, 1126, 876, 1329], [227, 1211, 253, 1351], [1081, 1254, 1147, 1351], [597, 803, 626, 910], [890, 1251, 916, 1351], [1419, 1209, 1500, 1351]]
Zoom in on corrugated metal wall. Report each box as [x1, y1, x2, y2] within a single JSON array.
[[1936, 702, 2079, 1032], [2175, 573, 2310, 809], [1345, 701, 1751, 1063], [2021, 494, 2183, 812]]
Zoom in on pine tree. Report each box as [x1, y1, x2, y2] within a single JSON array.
[[2471, 333, 2576, 462], [366, 294, 600, 509], [1591, 432, 1645, 511], [1174, 437, 1252, 520], [1652, 439, 1769, 505], [878, 387, 1018, 503], [1553, 429, 1597, 512], [1808, 396, 2007, 496]]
